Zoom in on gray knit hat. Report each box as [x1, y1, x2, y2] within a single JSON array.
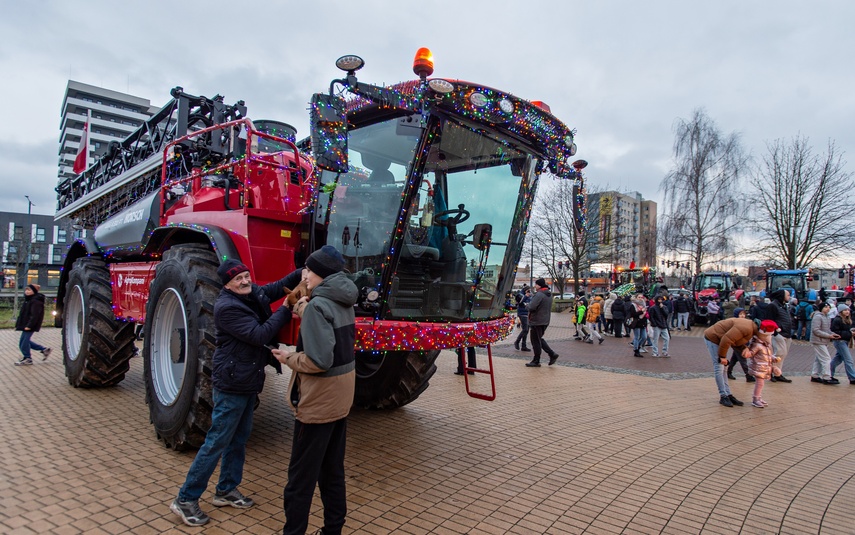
[[306, 245, 345, 279]]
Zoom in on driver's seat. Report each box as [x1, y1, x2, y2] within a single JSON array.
[[401, 244, 440, 261]]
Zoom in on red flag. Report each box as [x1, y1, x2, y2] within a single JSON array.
[[73, 113, 90, 174]]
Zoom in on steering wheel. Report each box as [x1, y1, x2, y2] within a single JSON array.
[[435, 204, 470, 226]]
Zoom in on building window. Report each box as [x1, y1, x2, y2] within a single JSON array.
[[52, 250, 63, 263], [3, 268, 15, 288], [36, 227, 46, 242], [48, 270, 61, 288], [57, 229, 67, 243], [13, 225, 23, 241], [31, 251, 40, 262]]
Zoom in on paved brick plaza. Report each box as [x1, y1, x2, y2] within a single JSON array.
[[2, 315, 854, 534]]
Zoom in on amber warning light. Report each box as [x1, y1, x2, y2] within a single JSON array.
[[413, 47, 435, 79]]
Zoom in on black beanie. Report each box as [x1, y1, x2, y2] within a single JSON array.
[[306, 245, 345, 279], [218, 259, 250, 285], [535, 278, 547, 289]]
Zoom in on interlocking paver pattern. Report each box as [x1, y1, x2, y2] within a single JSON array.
[[1, 318, 853, 534]]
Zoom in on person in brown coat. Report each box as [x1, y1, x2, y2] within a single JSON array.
[[704, 317, 758, 407]]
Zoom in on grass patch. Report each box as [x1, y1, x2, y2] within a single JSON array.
[[0, 307, 16, 329]]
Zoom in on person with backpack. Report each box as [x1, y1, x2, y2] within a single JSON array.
[[513, 287, 532, 352], [795, 300, 814, 340]]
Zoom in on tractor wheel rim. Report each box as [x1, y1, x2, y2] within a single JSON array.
[[151, 288, 188, 406], [65, 285, 85, 362]]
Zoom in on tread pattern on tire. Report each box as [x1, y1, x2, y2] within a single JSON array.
[[353, 350, 440, 409], [145, 244, 219, 450], [63, 258, 136, 388]]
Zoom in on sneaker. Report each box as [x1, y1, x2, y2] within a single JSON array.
[[41, 348, 52, 360], [639, 348, 647, 354], [212, 488, 255, 508], [14, 358, 33, 366], [662, 353, 669, 358], [728, 394, 744, 406], [759, 399, 769, 407], [775, 374, 792, 383], [751, 399, 765, 408], [525, 361, 541, 368], [586, 340, 594, 344], [548, 354, 558, 366], [598, 338, 604, 345], [720, 395, 733, 407], [170, 498, 210, 526], [810, 377, 823, 383], [520, 347, 531, 352], [822, 378, 840, 385], [514, 341, 520, 350]]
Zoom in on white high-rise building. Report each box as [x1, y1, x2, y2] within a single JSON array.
[[57, 81, 157, 184], [586, 191, 657, 268]]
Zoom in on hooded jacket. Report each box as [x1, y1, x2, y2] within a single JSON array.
[[603, 294, 616, 320], [810, 310, 835, 345], [747, 333, 779, 380], [611, 298, 626, 320], [767, 296, 793, 338], [16, 291, 46, 332], [586, 297, 603, 323], [647, 301, 668, 329], [704, 318, 758, 358], [528, 287, 554, 326], [211, 275, 295, 395], [283, 271, 358, 424]]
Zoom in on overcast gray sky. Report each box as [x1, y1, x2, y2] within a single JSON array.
[[1, 0, 852, 216]]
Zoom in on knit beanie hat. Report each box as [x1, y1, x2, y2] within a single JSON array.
[[535, 278, 547, 289], [733, 307, 745, 317], [27, 283, 40, 293], [839, 303, 849, 313], [218, 259, 250, 285], [305, 245, 345, 279]]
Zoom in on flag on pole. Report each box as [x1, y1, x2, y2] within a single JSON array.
[[73, 110, 91, 174]]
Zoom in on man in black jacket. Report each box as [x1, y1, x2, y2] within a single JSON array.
[[526, 278, 559, 367], [648, 296, 670, 357], [13, 284, 51, 366], [767, 289, 794, 383], [611, 296, 627, 338], [171, 259, 295, 527], [674, 294, 691, 330]]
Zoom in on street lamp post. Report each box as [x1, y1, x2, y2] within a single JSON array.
[[23, 195, 34, 289]]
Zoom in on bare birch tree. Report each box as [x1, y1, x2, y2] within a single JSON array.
[[528, 179, 600, 296], [659, 109, 748, 274], [749, 136, 854, 268]]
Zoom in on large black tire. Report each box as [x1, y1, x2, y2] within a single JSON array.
[[143, 244, 219, 450], [353, 350, 440, 409], [62, 258, 136, 387]]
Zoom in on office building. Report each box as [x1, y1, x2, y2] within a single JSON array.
[[0, 211, 76, 294], [57, 80, 157, 184]]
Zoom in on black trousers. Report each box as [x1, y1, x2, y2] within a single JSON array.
[[457, 347, 477, 372], [283, 418, 348, 535], [613, 318, 624, 338], [514, 315, 530, 348], [529, 324, 556, 363]]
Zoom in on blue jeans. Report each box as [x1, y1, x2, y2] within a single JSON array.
[[705, 338, 731, 397], [632, 327, 647, 351], [178, 389, 255, 501], [831, 340, 855, 381], [651, 327, 670, 355], [677, 312, 689, 330], [19, 330, 46, 359]]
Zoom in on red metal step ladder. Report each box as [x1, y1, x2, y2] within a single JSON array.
[[462, 344, 496, 401]]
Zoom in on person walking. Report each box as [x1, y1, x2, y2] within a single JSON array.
[[746, 320, 782, 408], [648, 296, 670, 357], [171, 259, 295, 527], [574, 297, 590, 341], [766, 289, 794, 383], [829, 305, 855, 384], [704, 317, 755, 407], [273, 245, 358, 535], [809, 302, 841, 384], [13, 284, 51, 366], [513, 287, 532, 352], [674, 293, 690, 331], [455, 347, 477, 375], [611, 295, 627, 338], [585, 295, 604, 344], [795, 299, 813, 340], [526, 278, 559, 367]]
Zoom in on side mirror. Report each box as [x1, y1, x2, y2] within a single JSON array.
[[310, 93, 348, 173], [472, 223, 492, 251]]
